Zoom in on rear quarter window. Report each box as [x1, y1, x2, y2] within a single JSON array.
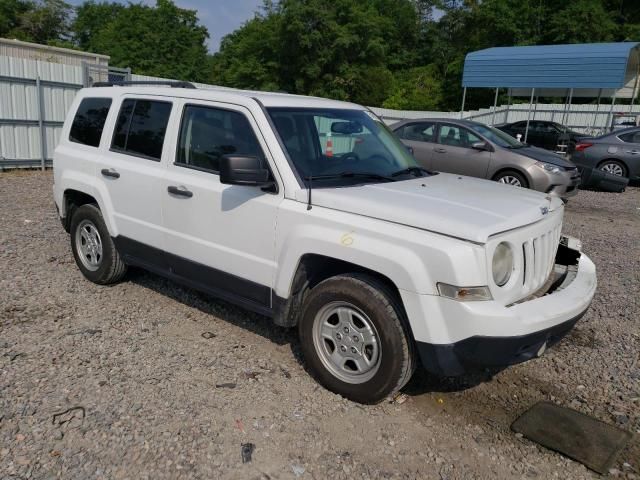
[[111, 99, 172, 160], [69, 97, 112, 147]]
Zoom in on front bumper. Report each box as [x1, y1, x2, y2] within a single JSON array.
[[402, 245, 597, 376]]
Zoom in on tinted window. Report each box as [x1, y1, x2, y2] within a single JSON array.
[[398, 122, 436, 142], [618, 131, 640, 143], [439, 124, 482, 148], [176, 105, 263, 172], [69, 98, 112, 147], [111, 99, 172, 160]]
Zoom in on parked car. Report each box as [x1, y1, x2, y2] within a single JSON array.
[[571, 127, 640, 181], [495, 120, 589, 153], [54, 83, 596, 403], [392, 118, 581, 199]]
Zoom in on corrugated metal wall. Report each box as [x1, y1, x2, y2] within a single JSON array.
[[0, 38, 109, 67], [0, 56, 82, 167]]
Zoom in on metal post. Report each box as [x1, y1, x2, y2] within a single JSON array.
[[491, 87, 499, 126], [524, 88, 535, 143], [504, 90, 511, 123], [608, 93, 617, 132], [591, 88, 602, 133], [460, 87, 467, 119], [36, 76, 46, 171]]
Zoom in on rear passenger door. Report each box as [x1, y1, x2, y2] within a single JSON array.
[[431, 123, 491, 178], [161, 100, 281, 311], [97, 96, 174, 264], [395, 121, 438, 168]]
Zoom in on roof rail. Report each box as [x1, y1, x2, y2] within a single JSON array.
[[91, 80, 197, 89]]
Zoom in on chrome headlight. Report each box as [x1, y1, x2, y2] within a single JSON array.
[[492, 242, 514, 287], [535, 161, 562, 174]]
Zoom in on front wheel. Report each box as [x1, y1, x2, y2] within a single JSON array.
[[494, 170, 529, 188], [298, 273, 416, 404]]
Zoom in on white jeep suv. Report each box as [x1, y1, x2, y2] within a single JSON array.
[[53, 82, 597, 403]]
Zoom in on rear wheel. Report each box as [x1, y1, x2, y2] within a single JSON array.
[[598, 160, 627, 177], [298, 273, 416, 404], [494, 170, 529, 188], [70, 204, 127, 285]]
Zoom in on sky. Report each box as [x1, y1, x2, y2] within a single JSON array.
[[67, 0, 264, 52]]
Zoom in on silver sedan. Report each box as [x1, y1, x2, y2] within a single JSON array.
[[392, 118, 581, 199]]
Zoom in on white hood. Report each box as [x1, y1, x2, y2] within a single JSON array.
[[298, 173, 563, 244]]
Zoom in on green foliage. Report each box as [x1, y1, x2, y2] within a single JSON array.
[[74, 0, 210, 81], [382, 65, 443, 110], [3, 0, 640, 111], [0, 0, 72, 44]]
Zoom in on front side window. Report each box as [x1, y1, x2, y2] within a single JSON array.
[[438, 124, 482, 148], [397, 122, 436, 143], [176, 105, 263, 172], [267, 108, 418, 184], [111, 99, 172, 160], [69, 97, 112, 147], [467, 123, 523, 149]]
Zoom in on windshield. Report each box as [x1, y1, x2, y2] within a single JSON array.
[[467, 123, 524, 148], [267, 108, 420, 185]]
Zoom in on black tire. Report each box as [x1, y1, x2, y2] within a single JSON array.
[[70, 204, 127, 285], [493, 169, 529, 188], [298, 273, 416, 404], [598, 159, 628, 178]]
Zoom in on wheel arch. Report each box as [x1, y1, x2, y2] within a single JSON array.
[[273, 254, 406, 329], [491, 167, 531, 187]]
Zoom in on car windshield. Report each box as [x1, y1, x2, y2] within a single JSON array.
[[467, 123, 525, 149], [267, 108, 421, 185]]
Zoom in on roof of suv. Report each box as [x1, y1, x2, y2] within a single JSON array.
[[82, 84, 364, 110]]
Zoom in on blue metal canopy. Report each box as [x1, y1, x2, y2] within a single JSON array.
[[462, 42, 640, 89]]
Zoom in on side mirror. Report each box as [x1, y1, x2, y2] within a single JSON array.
[[219, 155, 271, 186], [471, 141, 491, 151]]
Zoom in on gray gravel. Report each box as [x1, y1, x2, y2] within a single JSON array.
[[1, 171, 638, 479]]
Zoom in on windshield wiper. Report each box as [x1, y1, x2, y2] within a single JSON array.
[[303, 172, 395, 211], [391, 166, 431, 177], [305, 172, 396, 182]]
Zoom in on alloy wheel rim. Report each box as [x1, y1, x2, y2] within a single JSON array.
[[75, 220, 103, 271], [600, 163, 624, 176], [498, 175, 522, 187], [312, 301, 381, 384]]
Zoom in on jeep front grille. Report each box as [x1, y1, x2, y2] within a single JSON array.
[[522, 224, 562, 292]]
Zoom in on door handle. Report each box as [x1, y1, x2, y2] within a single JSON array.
[[627, 150, 640, 155], [101, 168, 120, 179], [167, 185, 193, 198], [434, 148, 447, 153]]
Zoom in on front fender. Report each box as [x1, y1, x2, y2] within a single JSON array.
[[273, 202, 487, 299]]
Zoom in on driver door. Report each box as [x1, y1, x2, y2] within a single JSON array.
[[161, 99, 282, 310]]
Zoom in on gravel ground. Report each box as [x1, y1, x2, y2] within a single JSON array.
[[1, 171, 638, 480]]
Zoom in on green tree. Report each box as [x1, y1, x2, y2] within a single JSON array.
[[73, 0, 210, 81], [0, 0, 72, 44], [382, 65, 443, 110]]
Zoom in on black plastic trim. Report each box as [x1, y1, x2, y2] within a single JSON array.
[[113, 236, 273, 316], [416, 309, 588, 377]]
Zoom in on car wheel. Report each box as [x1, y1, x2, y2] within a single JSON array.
[[70, 204, 127, 285], [598, 160, 627, 177], [298, 273, 416, 404], [494, 170, 529, 188]]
